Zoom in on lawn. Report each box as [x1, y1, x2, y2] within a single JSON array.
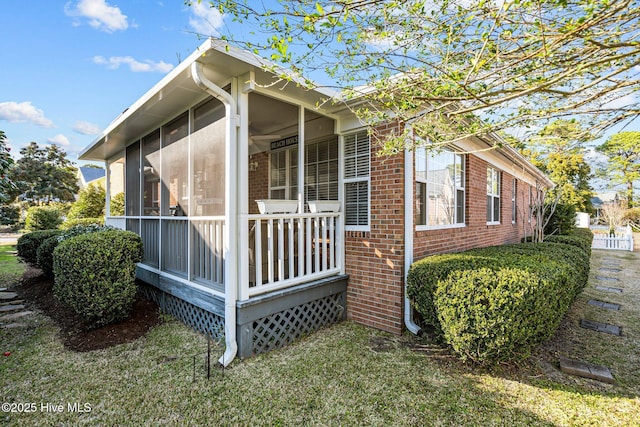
[[1, 246, 639, 426]]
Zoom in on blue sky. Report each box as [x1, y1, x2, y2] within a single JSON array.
[[0, 0, 227, 163], [0, 1, 636, 193]]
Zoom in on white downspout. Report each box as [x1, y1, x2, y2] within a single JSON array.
[[192, 61, 240, 366], [404, 147, 421, 335]]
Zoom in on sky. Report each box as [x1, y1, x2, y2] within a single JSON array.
[[0, 1, 636, 193], [0, 0, 228, 164]]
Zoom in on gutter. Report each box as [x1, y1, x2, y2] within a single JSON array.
[[192, 61, 240, 367], [403, 147, 421, 335]]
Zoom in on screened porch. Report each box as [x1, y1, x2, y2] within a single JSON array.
[[104, 90, 344, 302]]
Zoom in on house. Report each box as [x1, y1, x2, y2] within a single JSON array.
[[76, 166, 106, 191], [80, 39, 552, 365]]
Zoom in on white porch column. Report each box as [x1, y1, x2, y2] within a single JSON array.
[[297, 107, 305, 213]]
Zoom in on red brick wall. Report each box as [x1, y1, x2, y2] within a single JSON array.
[[413, 155, 535, 259], [345, 123, 406, 335], [248, 151, 269, 214], [344, 131, 538, 335]]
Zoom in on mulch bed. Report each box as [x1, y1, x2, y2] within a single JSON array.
[[15, 265, 162, 352]]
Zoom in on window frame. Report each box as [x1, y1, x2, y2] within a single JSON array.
[[343, 130, 370, 231], [487, 166, 501, 225], [415, 145, 466, 231], [511, 177, 517, 224]]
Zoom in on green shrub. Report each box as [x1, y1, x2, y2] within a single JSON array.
[[67, 184, 105, 220], [53, 230, 143, 326], [544, 234, 591, 257], [16, 229, 63, 264], [624, 208, 640, 231], [34, 224, 116, 277], [544, 203, 576, 236], [407, 239, 590, 364], [110, 192, 125, 216], [36, 236, 60, 277], [61, 217, 105, 229], [24, 205, 62, 231]]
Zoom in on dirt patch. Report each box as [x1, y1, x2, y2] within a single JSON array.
[[15, 265, 162, 352]]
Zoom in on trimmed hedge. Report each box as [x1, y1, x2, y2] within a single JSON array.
[[61, 217, 105, 229], [17, 230, 63, 265], [36, 236, 60, 277], [407, 238, 592, 364], [53, 230, 143, 327], [35, 224, 116, 277]]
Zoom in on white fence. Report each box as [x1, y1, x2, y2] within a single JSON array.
[[591, 225, 634, 251]]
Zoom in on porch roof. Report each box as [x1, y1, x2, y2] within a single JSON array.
[[79, 39, 339, 162]]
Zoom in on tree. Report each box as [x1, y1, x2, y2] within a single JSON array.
[[199, 0, 640, 152], [67, 184, 106, 220], [10, 142, 79, 205], [0, 131, 14, 202], [524, 120, 594, 212], [596, 131, 640, 208]]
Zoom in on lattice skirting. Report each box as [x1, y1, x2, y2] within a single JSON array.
[[139, 283, 225, 340], [252, 292, 345, 355]]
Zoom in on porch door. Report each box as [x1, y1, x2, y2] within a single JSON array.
[[270, 136, 339, 207]]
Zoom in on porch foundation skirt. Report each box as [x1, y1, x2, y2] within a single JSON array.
[[136, 266, 348, 360]]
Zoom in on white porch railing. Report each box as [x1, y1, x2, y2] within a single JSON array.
[[105, 216, 126, 230], [591, 225, 634, 251], [243, 212, 342, 299]]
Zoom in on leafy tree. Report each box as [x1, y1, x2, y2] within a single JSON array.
[[0, 131, 15, 202], [9, 142, 79, 205], [596, 131, 640, 208], [199, 0, 640, 152], [67, 184, 106, 220], [524, 120, 594, 212], [110, 192, 125, 216]]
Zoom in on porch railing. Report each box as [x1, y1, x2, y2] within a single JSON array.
[[243, 212, 342, 299]]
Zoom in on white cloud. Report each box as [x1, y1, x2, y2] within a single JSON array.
[[73, 120, 102, 135], [47, 134, 71, 147], [93, 55, 174, 73], [65, 0, 129, 32], [188, 2, 224, 35], [0, 101, 55, 128]]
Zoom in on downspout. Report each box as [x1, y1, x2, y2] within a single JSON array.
[[192, 61, 240, 366], [404, 147, 421, 335]]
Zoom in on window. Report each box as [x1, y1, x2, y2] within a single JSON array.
[[511, 177, 517, 224], [487, 167, 501, 223], [344, 130, 370, 228], [415, 146, 465, 227]]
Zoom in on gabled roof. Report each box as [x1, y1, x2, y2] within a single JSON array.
[[78, 166, 105, 184]]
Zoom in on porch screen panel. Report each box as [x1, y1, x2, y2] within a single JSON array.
[[191, 97, 226, 216], [125, 142, 140, 216], [161, 112, 189, 217], [142, 130, 161, 216], [141, 219, 159, 268], [108, 156, 125, 217]]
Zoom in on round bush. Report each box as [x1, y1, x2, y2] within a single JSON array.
[[53, 230, 143, 327], [17, 229, 63, 264], [24, 206, 62, 231]]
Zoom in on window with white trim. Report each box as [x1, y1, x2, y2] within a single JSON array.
[[487, 167, 501, 223], [511, 177, 517, 224], [343, 130, 370, 227], [416, 146, 465, 227]]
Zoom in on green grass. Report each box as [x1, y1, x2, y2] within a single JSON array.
[[1, 251, 640, 426], [0, 244, 25, 288]]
